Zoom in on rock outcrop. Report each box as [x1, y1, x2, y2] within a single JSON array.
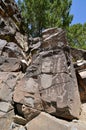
[[72, 49, 86, 102], [13, 28, 81, 120], [0, 0, 28, 129], [26, 112, 86, 130], [0, 0, 86, 130], [0, 0, 28, 52]]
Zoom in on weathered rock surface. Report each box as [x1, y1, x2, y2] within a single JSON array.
[[71, 47, 86, 61], [79, 103, 86, 121], [13, 28, 81, 120], [0, 0, 28, 129], [0, 0, 28, 52], [0, 56, 21, 72], [0, 72, 23, 102], [0, 110, 14, 130], [74, 60, 86, 102], [26, 112, 86, 130], [13, 115, 27, 125]]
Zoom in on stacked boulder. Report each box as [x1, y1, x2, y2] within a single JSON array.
[[0, 0, 28, 129], [71, 48, 86, 102]]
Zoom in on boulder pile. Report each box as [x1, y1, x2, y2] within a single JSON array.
[[0, 0, 86, 130]]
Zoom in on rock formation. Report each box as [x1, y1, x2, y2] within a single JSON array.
[[71, 48, 86, 102], [0, 0, 86, 130], [14, 28, 81, 120]]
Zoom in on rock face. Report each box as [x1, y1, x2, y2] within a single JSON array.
[[71, 47, 86, 61], [0, 0, 28, 52], [0, 0, 28, 129], [13, 28, 81, 120], [73, 59, 86, 102], [26, 112, 86, 130]]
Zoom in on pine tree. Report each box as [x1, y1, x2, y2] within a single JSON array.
[[67, 23, 86, 49], [17, 0, 73, 37], [48, 0, 73, 29]]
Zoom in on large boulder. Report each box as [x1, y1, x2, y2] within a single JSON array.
[[26, 112, 86, 130], [74, 60, 86, 102], [0, 72, 23, 102], [71, 47, 86, 61], [0, 56, 21, 72], [0, 110, 14, 130], [13, 28, 81, 120]]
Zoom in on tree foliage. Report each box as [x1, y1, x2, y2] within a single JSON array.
[[17, 0, 86, 50], [17, 0, 73, 37], [67, 23, 86, 49], [48, 0, 73, 29], [17, 0, 50, 36]]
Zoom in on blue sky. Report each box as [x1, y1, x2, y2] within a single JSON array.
[[70, 0, 86, 24]]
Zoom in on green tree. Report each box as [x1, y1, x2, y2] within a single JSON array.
[[67, 23, 86, 49], [17, 0, 73, 37], [48, 0, 73, 29], [17, 0, 50, 37]]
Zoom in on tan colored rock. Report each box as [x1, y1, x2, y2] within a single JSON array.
[[2, 42, 23, 59], [22, 105, 40, 121], [0, 56, 20, 72], [79, 103, 86, 121], [80, 70, 86, 79], [15, 32, 28, 52], [0, 72, 24, 102], [26, 112, 70, 130], [13, 115, 27, 125], [26, 112, 86, 130], [0, 39, 7, 55], [71, 47, 86, 61], [0, 0, 28, 53], [0, 102, 13, 113], [0, 110, 14, 130]]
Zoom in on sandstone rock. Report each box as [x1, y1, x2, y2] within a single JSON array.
[[80, 70, 86, 79], [74, 60, 86, 102], [18, 126, 26, 130], [0, 0, 28, 52], [0, 56, 20, 72], [13, 28, 81, 120], [75, 71, 86, 102], [70, 120, 86, 130], [0, 102, 13, 113], [26, 112, 70, 130], [0, 39, 7, 55], [26, 112, 86, 130], [0, 72, 24, 102], [21, 105, 40, 121], [15, 32, 28, 52], [13, 115, 27, 125], [10, 122, 20, 130], [71, 47, 86, 61], [0, 0, 29, 129], [79, 103, 86, 121], [0, 110, 14, 130], [2, 42, 23, 59], [12, 125, 26, 130]]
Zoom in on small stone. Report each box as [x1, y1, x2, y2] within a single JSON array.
[[13, 115, 27, 125]]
